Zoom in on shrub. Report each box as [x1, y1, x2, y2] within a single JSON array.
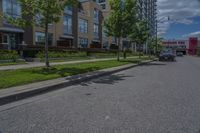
[[197, 48, 200, 57], [23, 50, 39, 58], [0, 50, 19, 61], [36, 51, 87, 59]]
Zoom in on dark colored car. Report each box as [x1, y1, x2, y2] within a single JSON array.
[[159, 49, 176, 61], [176, 52, 183, 56]]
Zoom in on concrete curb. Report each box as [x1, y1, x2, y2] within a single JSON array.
[[0, 60, 156, 106]]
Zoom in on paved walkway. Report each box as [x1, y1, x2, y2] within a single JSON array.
[[0, 57, 137, 71]]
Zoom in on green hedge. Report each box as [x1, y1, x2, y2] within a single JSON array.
[[36, 51, 118, 59], [198, 48, 200, 57], [0, 50, 19, 61], [36, 51, 87, 59]]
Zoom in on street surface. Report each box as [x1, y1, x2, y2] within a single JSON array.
[[0, 56, 200, 133]]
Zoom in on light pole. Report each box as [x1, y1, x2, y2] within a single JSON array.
[[156, 16, 170, 55]]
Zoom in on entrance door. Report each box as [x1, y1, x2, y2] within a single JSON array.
[[2, 33, 16, 50], [2, 34, 9, 49], [9, 34, 16, 49]]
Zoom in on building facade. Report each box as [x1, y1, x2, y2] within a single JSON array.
[[138, 0, 157, 37], [0, 0, 24, 50], [96, 0, 117, 49], [96, 0, 157, 50], [162, 40, 187, 55], [78, 0, 103, 48], [0, 0, 157, 51], [0, 0, 102, 50]]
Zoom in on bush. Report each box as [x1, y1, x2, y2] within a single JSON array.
[[89, 52, 116, 58], [197, 48, 200, 57], [36, 51, 119, 59], [36, 51, 87, 59], [126, 51, 141, 56], [0, 50, 19, 61], [23, 50, 39, 58]]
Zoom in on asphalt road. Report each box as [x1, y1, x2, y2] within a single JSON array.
[[0, 56, 200, 133]]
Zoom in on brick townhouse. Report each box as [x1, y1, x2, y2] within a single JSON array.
[[0, 0, 157, 51], [0, 0, 103, 50]]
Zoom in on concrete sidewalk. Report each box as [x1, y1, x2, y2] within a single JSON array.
[[0, 60, 155, 106], [0, 57, 138, 71]]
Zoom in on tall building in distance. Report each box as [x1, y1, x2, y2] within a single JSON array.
[[138, 0, 157, 37]]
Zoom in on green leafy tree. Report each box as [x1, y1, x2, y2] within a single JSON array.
[[148, 37, 157, 55], [157, 37, 164, 52], [128, 20, 150, 58], [122, 0, 137, 59], [104, 0, 124, 61], [104, 0, 137, 61], [4, 0, 77, 67]]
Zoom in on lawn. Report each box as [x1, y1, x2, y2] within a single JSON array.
[[0, 57, 154, 89]]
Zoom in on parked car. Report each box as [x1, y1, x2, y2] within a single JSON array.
[[176, 52, 183, 57], [159, 49, 176, 61]]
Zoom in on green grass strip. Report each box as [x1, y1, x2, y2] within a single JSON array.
[[0, 57, 152, 89]]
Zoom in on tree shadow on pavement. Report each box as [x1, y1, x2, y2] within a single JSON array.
[[30, 66, 100, 77], [141, 62, 166, 66], [80, 74, 133, 86]]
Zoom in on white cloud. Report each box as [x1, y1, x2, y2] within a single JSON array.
[[157, 0, 200, 36], [183, 31, 200, 38]]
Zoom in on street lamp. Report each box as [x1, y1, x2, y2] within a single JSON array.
[[155, 16, 170, 54]]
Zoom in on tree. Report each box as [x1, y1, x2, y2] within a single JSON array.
[[122, 0, 137, 59], [104, 0, 137, 61], [148, 37, 157, 55], [157, 37, 164, 52], [128, 20, 150, 58], [104, 0, 124, 61], [4, 0, 77, 67]]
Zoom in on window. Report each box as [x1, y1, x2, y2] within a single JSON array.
[[93, 24, 99, 38], [3, 0, 21, 18], [78, 19, 88, 33], [64, 6, 72, 14], [93, 8, 99, 22], [101, 4, 106, 9], [35, 32, 45, 44], [79, 38, 88, 48], [35, 32, 53, 45], [99, 0, 106, 3], [63, 15, 72, 34], [2, 34, 8, 44]]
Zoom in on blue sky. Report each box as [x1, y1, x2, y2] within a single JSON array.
[[164, 16, 200, 39], [157, 0, 200, 40]]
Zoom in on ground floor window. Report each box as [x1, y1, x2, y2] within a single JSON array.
[[35, 32, 53, 45], [0, 32, 23, 50], [103, 41, 109, 49], [79, 38, 88, 48]]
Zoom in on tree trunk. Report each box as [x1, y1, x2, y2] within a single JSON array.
[[117, 38, 121, 61], [134, 43, 137, 52], [139, 44, 141, 59], [123, 47, 126, 59], [45, 23, 50, 67], [131, 42, 134, 54], [146, 42, 148, 55]]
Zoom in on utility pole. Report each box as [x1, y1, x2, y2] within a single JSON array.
[[156, 19, 158, 55]]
